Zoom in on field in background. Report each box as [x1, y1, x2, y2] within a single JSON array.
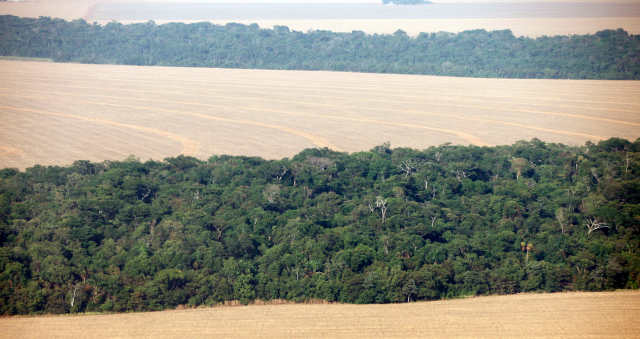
[[1, 291, 639, 338], [128, 17, 640, 38], [1, 59, 639, 169], [87, 17, 640, 37], [0, 0, 99, 21], [89, 1, 640, 37], [1, 1, 640, 37]]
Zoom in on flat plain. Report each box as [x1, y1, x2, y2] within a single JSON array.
[[1, 291, 639, 338], [1, 59, 639, 169], [156, 17, 640, 37], [1, 0, 640, 37], [89, 1, 640, 37]]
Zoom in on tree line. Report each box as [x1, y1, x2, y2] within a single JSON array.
[[0, 15, 639, 79], [0, 138, 638, 314]]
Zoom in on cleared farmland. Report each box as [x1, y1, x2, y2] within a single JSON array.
[[1, 291, 639, 338], [1, 59, 639, 169], [135, 17, 640, 38], [2, 0, 640, 37], [88, 1, 640, 37]]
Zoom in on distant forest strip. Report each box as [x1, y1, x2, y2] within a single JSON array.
[[1, 138, 639, 314], [0, 15, 639, 79]]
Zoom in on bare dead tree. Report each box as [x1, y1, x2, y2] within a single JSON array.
[[625, 152, 630, 175], [376, 196, 388, 224], [520, 241, 533, 265], [212, 223, 226, 241], [275, 166, 288, 182], [455, 169, 467, 182], [399, 160, 417, 177], [424, 179, 429, 191], [80, 267, 89, 285], [585, 217, 609, 236], [302, 186, 312, 200], [382, 235, 390, 255], [367, 201, 375, 214], [70, 284, 79, 309], [526, 243, 533, 265], [511, 157, 528, 181], [555, 208, 567, 235], [430, 216, 437, 228]]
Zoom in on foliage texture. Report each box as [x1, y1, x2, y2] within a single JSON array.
[[0, 138, 639, 314], [1, 15, 639, 79]]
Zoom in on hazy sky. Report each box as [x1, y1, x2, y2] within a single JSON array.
[[143, 0, 640, 3], [202, 0, 638, 2]]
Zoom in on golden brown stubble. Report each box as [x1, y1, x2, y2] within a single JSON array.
[[0, 105, 200, 156], [0, 82, 612, 144], [0, 92, 340, 151], [9, 91, 488, 147], [8, 71, 640, 111], [1, 60, 639, 169], [0, 145, 23, 156], [1, 291, 639, 339], [4, 78, 637, 133]]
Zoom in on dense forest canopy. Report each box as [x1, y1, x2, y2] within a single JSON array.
[[1, 138, 639, 314], [0, 15, 639, 79]]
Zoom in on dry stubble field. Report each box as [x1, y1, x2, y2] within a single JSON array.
[[1, 291, 639, 338], [2, 0, 640, 37], [1, 59, 639, 169], [164, 17, 640, 38]]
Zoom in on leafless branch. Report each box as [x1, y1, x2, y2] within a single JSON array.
[[376, 196, 388, 224], [585, 217, 609, 236], [399, 160, 417, 177], [275, 167, 288, 182]]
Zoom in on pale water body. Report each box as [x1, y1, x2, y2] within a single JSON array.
[[92, 2, 640, 21]]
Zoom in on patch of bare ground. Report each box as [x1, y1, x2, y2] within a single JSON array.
[[0, 59, 639, 169], [1, 291, 638, 338]]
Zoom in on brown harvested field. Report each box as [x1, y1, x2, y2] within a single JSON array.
[[126, 17, 640, 38], [1, 59, 639, 169], [1, 291, 639, 338], [1, 1, 640, 37], [0, 0, 99, 21]]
